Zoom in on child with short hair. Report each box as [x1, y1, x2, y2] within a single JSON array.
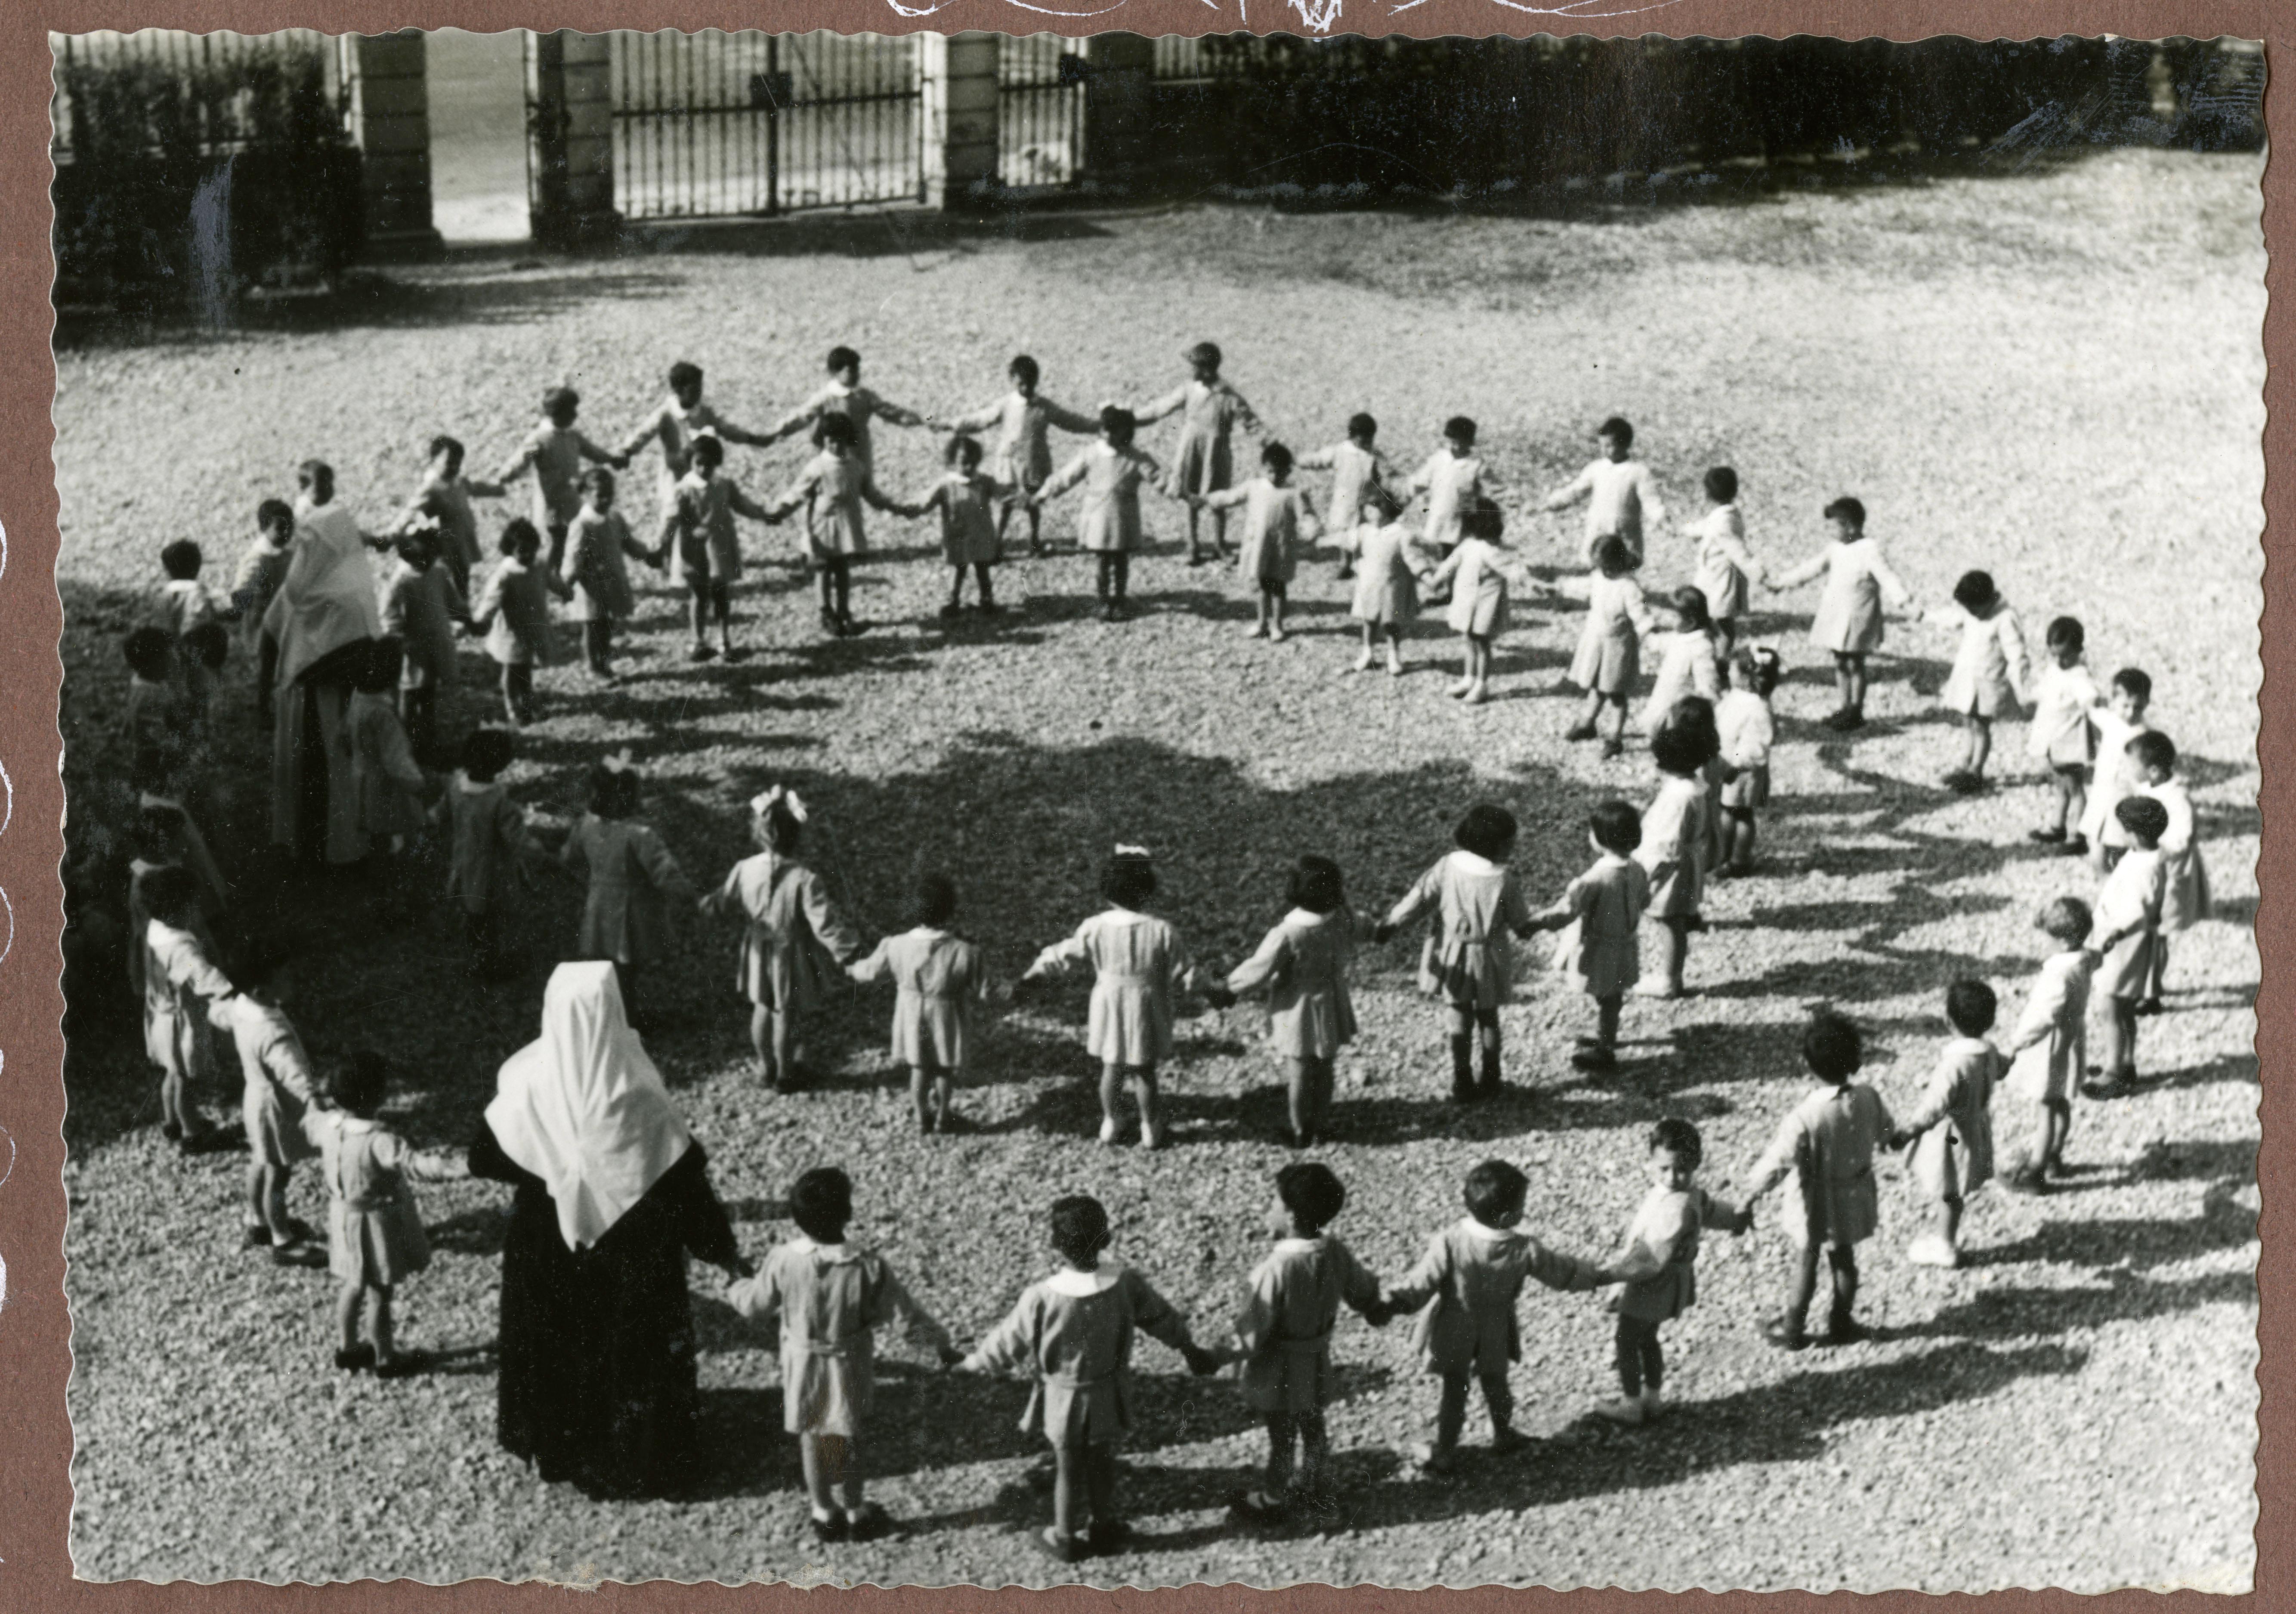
[[1634, 711, 1719, 999], [402, 434, 508, 597], [2133, 730, 2209, 1015], [1342, 482, 1425, 677], [1134, 340, 1263, 566], [489, 386, 624, 574], [294, 459, 374, 558], [615, 359, 771, 526], [1686, 467, 1762, 655], [1566, 536, 1657, 757], [954, 1194, 1216, 1563], [123, 627, 191, 797], [764, 344, 930, 472], [1022, 846, 1223, 1148], [439, 728, 532, 980], [1373, 804, 1537, 1103], [206, 938, 323, 1264], [1404, 415, 1503, 564], [379, 525, 468, 761], [1768, 496, 1915, 731], [661, 433, 773, 660], [1739, 1011, 1897, 1350], [847, 872, 988, 1134], [1896, 980, 2007, 1268], [471, 518, 570, 727], [156, 538, 226, 711], [1528, 800, 1651, 1073], [1928, 569, 2030, 793], [2001, 898, 2098, 1190], [303, 1051, 467, 1378], [1715, 645, 1781, 875], [1217, 1163, 1386, 1523], [905, 435, 1012, 618], [1298, 412, 1394, 579], [1424, 500, 1527, 703], [2080, 668, 2154, 870], [235, 499, 297, 723], [1640, 585, 1725, 737], [937, 353, 1099, 556], [559, 757, 694, 1028], [2086, 795, 2171, 1096], [348, 641, 436, 882], [726, 1166, 961, 1542], [1542, 414, 1668, 567], [1224, 855, 1357, 1148], [139, 864, 234, 1152], [1379, 1159, 1609, 1473], [1595, 1117, 1749, 1425], [1030, 407, 1188, 623], [123, 798, 227, 1013], [765, 412, 910, 640], [2026, 615, 2100, 850], [1207, 441, 1324, 643], [558, 467, 652, 680], [699, 787, 865, 1095]]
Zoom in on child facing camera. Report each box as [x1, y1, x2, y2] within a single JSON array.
[[1527, 800, 1652, 1072], [1595, 1117, 1748, 1426]]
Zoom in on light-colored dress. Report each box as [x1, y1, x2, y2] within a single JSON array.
[[142, 917, 232, 1084], [1026, 908, 1202, 1067], [1226, 1235, 1381, 1414], [1716, 688, 1775, 808], [1405, 450, 1497, 553], [560, 814, 692, 969], [1935, 600, 2031, 719], [960, 1262, 1195, 1450], [1386, 850, 1533, 1011], [666, 470, 769, 584], [2092, 846, 2167, 999], [944, 391, 1099, 492], [767, 450, 903, 563], [1225, 907, 1357, 1060], [303, 1110, 454, 1287], [1570, 573, 1654, 694], [1137, 378, 1260, 496], [2006, 948, 2096, 1105], [768, 380, 924, 470], [1298, 439, 1394, 531], [1346, 519, 1423, 626], [1743, 1082, 1898, 1248], [916, 470, 1011, 568], [404, 470, 507, 591], [727, 1236, 953, 1438], [617, 393, 761, 515], [380, 559, 466, 692], [473, 557, 559, 667], [1429, 538, 1511, 637], [1610, 1185, 1740, 1323], [1550, 853, 1651, 999], [349, 690, 428, 839], [1037, 442, 1176, 554], [560, 506, 648, 621], [494, 422, 613, 532], [207, 995, 318, 1167], [1548, 455, 1667, 564], [1776, 537, 1913, 655], [232, 540, 293, 653], [1642, 628, 1724, 733], [703, 851, 863, 1013], [1209, 478, 1319, 588], [2080, 712, 2150, 849], [1638, 773, 1712, 919], [443, 775, 530, 915], [2026, 663, 2101, 769], [1688, 504, 1759, 622], [1904, 1035, 2004, 1200], [1381, 1217, 1604, 1378], [850, 926, 988, 1071], [2148, 776, 2211, 931]]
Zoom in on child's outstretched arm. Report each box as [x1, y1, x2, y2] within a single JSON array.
[[1870, 546, 1915, 614], [1542, 462, 1596, 513], [633, 826, 695, 909], [1126, 1267, 1215, 1373], [847, 935, 894, 986], [1521, 1234, 1610, 1294], [1131, 385, 1189, 425], [1372, 862, 1443, 944], [868, 391, 927, 431], [1740, 1109, 1805, 1207], [798, 866, 865, 968], [1040, 398, 1101, 438], [955, 1290, 1040, 1377], [1767, 550, 1830, 592], [761, 470, 819, 527], [760, 390, 829, 447], [869, 1262, 963, 1366], [1378, 1229, 1449, 1319], [1332, 1239, 1389, 1326], [1031, 452, 1091, 509], [2001, 609, 2033, 708], [723, 1256, 782, 1337], [1020, 928, 1091, 982], [1224, 923, 1292, 1002], [725, 479, 775, 528]]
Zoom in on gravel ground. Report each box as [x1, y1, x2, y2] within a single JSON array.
[[55, 146, 2259, 1590]]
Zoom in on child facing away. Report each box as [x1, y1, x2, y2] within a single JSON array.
[[1715, 645, 1782, 876], [2079, 667, 2154, 870], [1378, 1159, 1609, 1473], [1298, 411, 1394, 579], [1342, 482, 1426, 677], [698, 787, 865, 1095], [1541, 414, 1668, 567], [953, 1194, 1217, 1564], [1215, 1163, 1386, 1524], [559, 467, 653, 680], [294, 458, 377, 560], [1686, 467, 1763, 655], [206, 937, 323, 1265], [1768, 496, 1915, 732], [1634, 710, 1720, 1000], [379, 524, 469, 762], [936, 353, 1099, 556], [347, 641, 438, 893], [559, 757, 694, 1028], [1031, 407, 1188, 624], [2000, 897, 2098, 1191], [764, 411, 909, 640], [302, 1051, 468, 1378], [155, 538, 227, 713], [1929, 569, 2031, 794], [2086, 795, 2171, 1098], [1207, 441, 1324, 643], [402, 434, 509, 597], [1739, 1012, 1897, 1350], [439, 728, 535, 981], [1640, 585, 1725, 739], [763, 343, 930, 473], [138, 864, 235, 1153], [661, 432, 773, 660], [2026, 615, 2101, 851], [1897, 979, 2006, 1270], [615, 359, 773, 526], [1527, 800, 1652, 1073], [1223, 855, 1357, 1149], [2133, 730, 2210, 1014], [725, 1166, 960, 1543], [1595, 1117, 1749, 1425], [471, 517, 571, 727], [905, 435, 1012, 618], [124, 797, 229, 1011], [1566, 536, 1657, 758], [1373, 803, 1537, 1104], [1425, 500, 1530, 704], [1405, 414, 1505, 565], [847, 872, 989, 1135], [488, 386, 626, 574], [1133, 340, 1263, 566], [234, 499, 297, 724], [1020, 845, 1227, 1149], [123, 627, 193, 799]]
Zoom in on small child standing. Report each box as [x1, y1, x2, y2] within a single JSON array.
[[559, 758, 694, 1027], [293, 459, 373, 558], [489, 386, 624, 575], [2132, 730, 2210, 1014], [1715, 645, 1781, 876], [661, 433, 773, 660], [347, 641, 436, 894], [1542, 414, 1668, 567], [2000, 898, 2098, 1190], [1020, 847, 1222, 1149], [1404, 415, 1503, 564], [765, 412, 909, 640], [847, 873, 989, 1134], [2080, 668, 2154, 871], [1217, 1163, 1386, 1524], [1224, 855, 1357, 1148], [1739, 1012, 1897, 1350], [234, 499, 297, 725], [379, 526, 468, 762], [559, 467, 652, 680], [1768, 496, 1915, 732], [1207, 442, 1323, 643], [206, 939, 322, 1264], [1686, 467, 1762, 656], [614, 359, 772, 527], [1134, 340, 1263, 566], [1595, 1118, 1748, 1425], [699, 788, 865, 1095], [302, 1051, 467, 1378], [1378, 1159, 1609, 1473], [1566, 537, 1657, 757], [1298, 412, 1394, 578], [1640, 585, 1725, 739], [1897, 980, 2006, 1268], [1929, 569, 2031, 793], [155, 539, 226, 716], [402, 434, 508, 597], [471, 518, 570, 727], [937, 353, 1098, 556], [440, 728, 533, 981], [905, 435, 1011, 618], [2086, 795, 2171, 1097], [138, 865, 235, 1152], [1343, 483, 1424, 676], [725, 1167, 961, 1542], [954, 1194, 1215, 1563], [1425, 501, 1525, 703], [2026, 616, 2101, 851], [763, 344, 930, 473], [123, 628, 192, 799], [1528, 801, 1651, 1073], [1031, 407, 1188, 624], [1634, 714, 1719, 1000]]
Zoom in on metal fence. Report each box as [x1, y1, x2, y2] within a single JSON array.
[[997, 34, 1085, 191], [49, 29, 347, 159], [606, 29, 920, 220]]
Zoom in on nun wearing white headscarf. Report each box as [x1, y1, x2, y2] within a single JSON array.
[[263, 504, 382, 863], [470, 962, 748, 1500]]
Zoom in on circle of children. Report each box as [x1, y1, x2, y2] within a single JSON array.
[[111, 334, 2212, 1552]]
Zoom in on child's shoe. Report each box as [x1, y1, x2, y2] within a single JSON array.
[[1489, 1425, 1534, 1455], [2065, 833, 2089, 856], [809, 1509, 849, 1543], [690, 642, 717, 662], [1638, 1386, 1663, 1422], [1761, 1317, 1809, 1351], [1591, 1396, 1647, 1426], [1564, 721, 1599, 742], [817, 610, 841, 637], [1385, 647, 1404, 677], [1600, 738, 1624, 760], [1446, 677, 1474, 699], [939, 603, 964, 620], [2134, 997, 2163, 1017], [162, 1120, 183, 1144], [242, 1224, 272, 1250], [1267, 625, 1287, 644], [334, 1343, 376, 1373], [1570, 1045, 1617, 1073], [374, 1349, 433, 1380], [2028, 826, 2067, 844], [1138, 1119, 1165, 1151], [1097, 1116, 1122, 1147], [1907, 1234, 1959, 1268], [846, 1502, 893, 1542], [1631, 977, 1682, 999], [1083, 1517, 1131, 1552], [1462, 682, 1489, 705], [1243, 621, 1267, 639], [1822, 1316, 1871, 1346], [1035, 1525, 1085, 1562], [1349, 647, 1373, 674], [1226, 1488, 1286, 1524], [270, 1240, 324, 1268], [1999, 1161, 2048, 1195]]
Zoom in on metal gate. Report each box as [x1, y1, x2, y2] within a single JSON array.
[[998, 35, 1086, 192], [603, 30, 921, 219]]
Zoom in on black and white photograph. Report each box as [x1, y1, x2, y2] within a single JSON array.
[[49, 23, 2263, 1590]]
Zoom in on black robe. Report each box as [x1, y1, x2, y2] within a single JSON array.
[[470, 1126, 740, 1500]]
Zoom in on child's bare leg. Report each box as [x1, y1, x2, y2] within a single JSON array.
[[1447, 1002, 1475, 1100], [690, 584, 712, 646], [1596, 991, 1622, 1050], [1131, 1067, 1162, 1146], [1051, 1443, 1087, 1540], [1480, 1369, 1517, 1440], [908, 1065, 931, 1130], [2106, 998, 2138, 1077], [946, 567, 966, 609], [1268, 587, 1286, 638], [1295, 1410, 1330, 1495], [800, 1434, 842, 1520], [748, 1003, 773, 1080], [1110, 553, 1130, 603], [368, 1283, 396, 1362], [831, 1434, 864, 1513], [498, 663, 520, 726], [932, 1073, 954, 1129], [1429, 1370, 1470, 1459], [2046, 1098, 2072, 1168], [1781, 1239, 1821, 1341], [975, 563, 996, 609], [1603, 694, 1629, 749], [1826, 1245, 1860, 1336], [1284, 1057, 1311, 1140], [335, 1280, 365, 1353], [1846, 655, 1868, 714], [266, 1166, 295, 1241], [814, 567, 836, 618], [1313, 1057, 1336, 1135], [1097, 1061, 1124, 1135], [714, 581, 736, 649], [1573, 689, 1605, 734], [1936, 1194, 1963, 1250], [1184, 500, 1204, 560], [1832, 655, 1855, 714], [1213, 504, 1231, 557], [1658, 918, 1690, 992], [1026, 501, 1044, 553], [1969, 716, 1993, 777], [1476, 1008, 1503, 1094], [2144, 936, 2169, 1004], [774, 1009, 802, 1089], [1261, 1413, 1297, 1496], [244, 1160, 270, 1237]]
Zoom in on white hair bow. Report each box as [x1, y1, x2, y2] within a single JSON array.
[[751, 785, 808, 822], [1113, 842, 1151, 859], [602, 748, 636, 774]]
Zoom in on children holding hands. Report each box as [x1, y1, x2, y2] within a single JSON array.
[[1207, 441, 1323, 642], [1896, 980, 2006, 1269], [1134, 340, 1263, 566], [1596, 1118, 1749, 1425], [1768, 495, 1914, 731], [1543, 414, 1667, 566]]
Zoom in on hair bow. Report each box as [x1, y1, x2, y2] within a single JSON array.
[[1113, 842, 1151, 860], [751, 785, 808, 823], [601, 748, 636, 775]]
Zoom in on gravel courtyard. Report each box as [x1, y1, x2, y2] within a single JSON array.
[[55, 145, 2261, 1590]]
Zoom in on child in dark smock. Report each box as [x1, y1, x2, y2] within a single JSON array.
[[726, 1167, 959, 1543], [954, 1195, 1216, 1563], [439, 728, 534, 980], [847, 872, 988, 1134], [559, 759, 692, 1026], [1594, 1118, 1747, 1426], [1224, 855, 1356, 1148]]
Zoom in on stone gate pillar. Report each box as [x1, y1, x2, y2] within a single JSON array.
[[528, 31, 620, 247], [350, 31, 442, 260], [918, 32, 1002, 210], [1081, 34, 1156, 187]]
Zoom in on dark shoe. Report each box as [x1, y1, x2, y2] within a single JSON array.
[[1600, 739, 1624, 760], [2028, 826, 2067, 844], [374, 1350, 434, 1379], [162, 1121, 183, 1144], [1227, 1488, 1286, 1524], [1822, 707, 1857, 731], [2134, 997, 2163, 1018], [1822, 1318, 1870, 1347], [1097, 602, 1118, 622], [723, 646, 751, 663], [1564, 721, 1599, 742], [334, 1344, 376, 1373], [818, 609, 841, 636], [939, 603, 964, 620], [689, 642, 717, 662], [1999, 1165, 2047, 1196], [1035, 1526, 1085, 1562], [1762, 1318, 1810, 1351], [1570, 1045, 1617, 1073], [1489, 1426, 1535, 1455], [838, 615, 868, 637], [270, 1240, 325, 1268], [810, 1511, 850, 1543], [2066, 834, 2089, 856], [978, 600, 1004, 615], [1084, 1517, 1131, 1552], [1187, 551, 1209, 568], [243, 1224, 273, 1250], [846, 1502, 893, 1542]]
